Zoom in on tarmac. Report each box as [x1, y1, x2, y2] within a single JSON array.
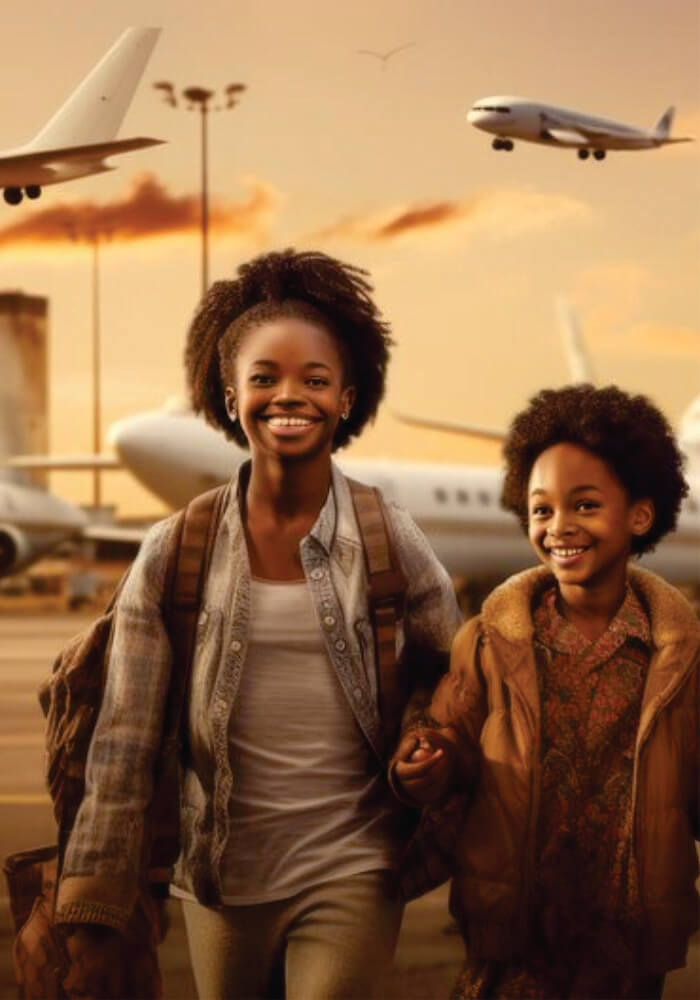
[[0, 611, 697, 999]]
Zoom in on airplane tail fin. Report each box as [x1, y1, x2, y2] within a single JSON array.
[[653, 106, 675, 139], [556, 297, 595, 384], [26, 27, 160, 152]]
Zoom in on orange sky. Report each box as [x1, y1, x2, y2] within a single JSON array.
[[0, 0, 698, 516]]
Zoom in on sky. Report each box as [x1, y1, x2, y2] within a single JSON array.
[[0, 0, 698, 516]]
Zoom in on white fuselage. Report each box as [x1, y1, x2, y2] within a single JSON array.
[[108, 409, 700, 584], [468, 95, 666, 150]]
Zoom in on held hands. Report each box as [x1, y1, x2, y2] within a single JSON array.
[[393, 728, 455, 806], [63, 924, 126, 1000]]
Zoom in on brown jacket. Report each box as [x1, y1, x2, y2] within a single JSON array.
[[398, 565, 699, 973]]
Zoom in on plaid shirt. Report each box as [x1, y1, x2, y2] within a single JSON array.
[[55, 462, 461, 930]]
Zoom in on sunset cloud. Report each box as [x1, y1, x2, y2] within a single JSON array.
[[308, 188, 593, 243], [0, 173, 282, 246]]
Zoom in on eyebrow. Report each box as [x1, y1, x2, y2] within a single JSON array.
[[529, 484, 604, 497], [250, 360, 332, 370]]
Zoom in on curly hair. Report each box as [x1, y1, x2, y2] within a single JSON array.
[[501, 384, 688, 554], [184, 249, 393, 450]]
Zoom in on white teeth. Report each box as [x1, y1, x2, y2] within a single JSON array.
[[550, 547, 586, 557], [267, 416, 313, 427]]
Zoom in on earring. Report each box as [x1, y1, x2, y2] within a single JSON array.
[[341, 409, 350, 421], [229, 404, 238, 423]]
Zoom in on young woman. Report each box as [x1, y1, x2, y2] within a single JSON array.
[[56, 249, 461, 999], [394, 384, 698, 1000]]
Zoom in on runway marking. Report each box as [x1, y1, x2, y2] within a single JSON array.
[[0, 793, 51, 805]]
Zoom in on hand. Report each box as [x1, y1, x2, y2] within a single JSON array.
[[62, 924, 125, 1000], [393, 728, 455, 805]]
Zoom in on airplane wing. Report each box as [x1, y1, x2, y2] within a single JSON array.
[[540, 112, 626, 145], [392, 411, 504, 441], [82, 523, 145, 544], [8, 454, 121, 471], [2, 137, 164, 169]]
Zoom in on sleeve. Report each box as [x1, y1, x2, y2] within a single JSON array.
[[55, 515, 179, 933], [385, 502, 463, 732]]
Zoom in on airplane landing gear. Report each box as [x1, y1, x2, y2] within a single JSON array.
[[25, 185, 41, 199], [593, 149, 606, 160], [492, 138, 514, 151], [3, 187, 23, 205], [578, 148, 590, 160]]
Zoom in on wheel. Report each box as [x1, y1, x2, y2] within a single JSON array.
[[577, 148, 590, 160], [593, 149, 606, 161], [25, 185, 41, 199], [492, 137, 504, 150], [3, 187, 22, 205], [503, 139, 514, 151]]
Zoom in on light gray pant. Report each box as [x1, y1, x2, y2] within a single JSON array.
[[181, 869, 404, 1000]]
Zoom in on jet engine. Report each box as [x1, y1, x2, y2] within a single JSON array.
[[0, 524, 65, 575]]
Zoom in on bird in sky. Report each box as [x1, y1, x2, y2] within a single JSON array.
[[356, 42, 415, 69]]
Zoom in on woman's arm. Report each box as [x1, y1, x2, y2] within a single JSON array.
[[55, 515, 179, 933]]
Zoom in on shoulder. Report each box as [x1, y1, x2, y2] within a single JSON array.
[[628, 566, 700, 649], [120, 511, 182, 606]]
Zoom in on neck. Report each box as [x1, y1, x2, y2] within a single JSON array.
[[557, 566, 628, 637], [246, 451, 332, 519]]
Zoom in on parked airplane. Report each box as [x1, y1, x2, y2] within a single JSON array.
[[467, 96, 693, 159], [0, 26, 163, 206], [102, 401, 700, 584], [0, 479, 87, 573]]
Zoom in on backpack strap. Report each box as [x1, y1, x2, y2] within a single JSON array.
[[347, 479, 408, 749], [147, 483, 229, 881]]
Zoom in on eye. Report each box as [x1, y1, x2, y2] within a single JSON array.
[[249, 373, 275, 385], [306, 375, 329, 388], [576, 499, 600, 512], [530, 503, 551, 518]]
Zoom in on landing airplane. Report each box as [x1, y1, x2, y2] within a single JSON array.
[[0, 26, 163, 206], [467, 96, 693, 160]]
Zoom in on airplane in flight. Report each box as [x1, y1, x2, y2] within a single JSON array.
[[467, 96, 693, 159], [0, 26, 163, 206]]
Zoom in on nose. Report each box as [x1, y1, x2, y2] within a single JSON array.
[[546, 509, 575, 539]]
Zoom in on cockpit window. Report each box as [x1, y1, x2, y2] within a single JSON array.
[[472, 105, 511, 113]]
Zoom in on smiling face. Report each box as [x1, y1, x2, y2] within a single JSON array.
[[527, 442, 654, 594], [224, 316, 355, 464]]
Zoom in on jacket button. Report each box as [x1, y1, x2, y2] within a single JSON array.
[[334, 639, 346, 651], [323, 616, 336, 627], [231, 640, 242, 652]]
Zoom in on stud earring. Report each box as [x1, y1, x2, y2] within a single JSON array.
[[229, 404, 238, 423], [341, 411, 349, 421]]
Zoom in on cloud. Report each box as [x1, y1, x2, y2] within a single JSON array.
[[0, 173, 282, 246], [308, 188, 593, 243]]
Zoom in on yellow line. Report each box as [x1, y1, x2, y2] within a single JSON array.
[[0, 793, 52, 805]]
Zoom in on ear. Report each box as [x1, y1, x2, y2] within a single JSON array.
[[224, 386, 237, 423], [340, 384, 356, 417], [629, 498, 655, 538]]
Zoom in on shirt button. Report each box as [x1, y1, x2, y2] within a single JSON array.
[[353, 687, 363, 700], [310, 568, 324, 581], [323, 615, 335, 628], [322, 600, 333, 610], [334, 639, 346, 652], [231, 640, 242, 652]]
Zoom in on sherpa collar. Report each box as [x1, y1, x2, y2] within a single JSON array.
[[481, 564, 700, 651]]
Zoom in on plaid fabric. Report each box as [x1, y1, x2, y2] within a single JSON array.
[[57, 462, 461, 919]]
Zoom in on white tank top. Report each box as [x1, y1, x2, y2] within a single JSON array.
[[217, 578, 402, 903]]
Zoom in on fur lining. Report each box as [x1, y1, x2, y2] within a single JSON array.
[[480, 564, 699, 649]]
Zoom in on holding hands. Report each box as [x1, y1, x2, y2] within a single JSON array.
[[393, 728, 456, 805]]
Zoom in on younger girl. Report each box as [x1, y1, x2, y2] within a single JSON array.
[[394, 384, 698, 1000], [56, 249, 461, 999]]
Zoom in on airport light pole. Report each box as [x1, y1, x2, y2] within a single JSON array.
[[153, 80, 247, 298], [65, 220, 111, 511]]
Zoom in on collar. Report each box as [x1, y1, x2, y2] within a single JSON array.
[[534, 583, 651, 656]]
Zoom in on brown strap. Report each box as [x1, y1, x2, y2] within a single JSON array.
[[348, 479, 407, 748]]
